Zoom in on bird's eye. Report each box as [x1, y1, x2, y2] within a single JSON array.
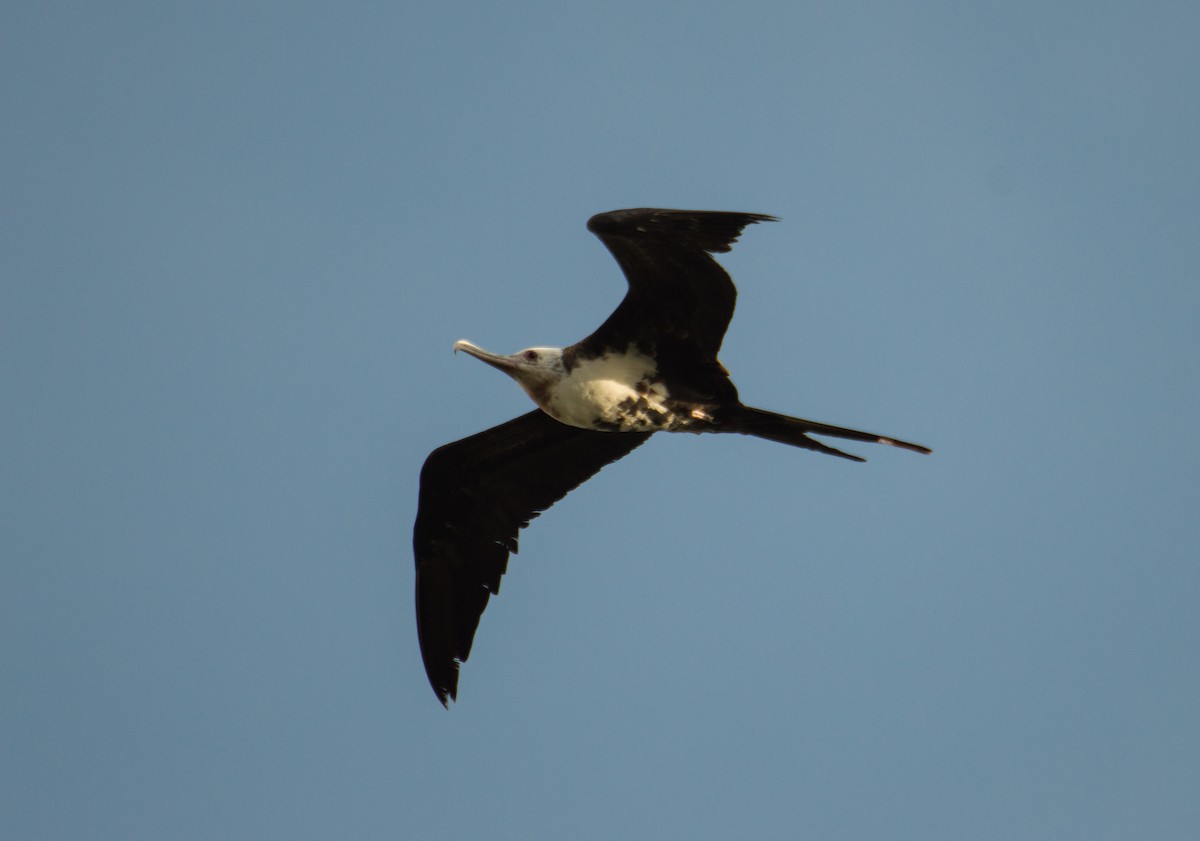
[[523, 350, 538, 362]]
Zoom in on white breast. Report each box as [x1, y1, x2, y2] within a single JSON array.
[[544, 349, 669, 431]]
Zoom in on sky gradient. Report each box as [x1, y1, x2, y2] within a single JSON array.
[[3, 2, 1198, 839]]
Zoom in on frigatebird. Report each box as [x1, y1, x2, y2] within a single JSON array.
[[414, 208, 930, 705]]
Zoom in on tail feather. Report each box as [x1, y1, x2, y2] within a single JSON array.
[[724, 406, 931, 462]]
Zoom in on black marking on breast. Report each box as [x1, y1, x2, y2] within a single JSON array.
[[616, 396, 670, 426], [634, 376, 661, 396], [560, 346, 581, 375]]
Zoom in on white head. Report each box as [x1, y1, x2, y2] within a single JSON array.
[[453, 340, 566, 406]]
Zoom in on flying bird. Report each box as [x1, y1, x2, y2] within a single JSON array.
[[413, 208, 930, 705]]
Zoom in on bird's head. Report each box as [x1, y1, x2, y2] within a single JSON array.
[[453, 340, 566, 406]]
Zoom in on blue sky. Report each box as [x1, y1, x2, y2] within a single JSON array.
[[3, 2, 1198, 839]]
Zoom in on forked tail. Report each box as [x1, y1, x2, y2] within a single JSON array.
[[723, 405, 932, 462]]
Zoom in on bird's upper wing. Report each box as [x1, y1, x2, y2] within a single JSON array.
[[413, 409, 651, 705], [577, 208, 776, 361]]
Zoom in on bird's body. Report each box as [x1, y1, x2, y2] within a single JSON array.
[[547, 346, 681, 432], [414, 208, 930, 705], [454, 340, 712, 433]]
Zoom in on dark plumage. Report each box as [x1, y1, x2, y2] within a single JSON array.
[[414, 411, 649, 705], [414, 208, 930, 705]]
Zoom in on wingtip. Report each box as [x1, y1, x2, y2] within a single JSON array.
[[586, 208, 777, 238], [430, 677, 456, 708], [878, 437, 932, 455]]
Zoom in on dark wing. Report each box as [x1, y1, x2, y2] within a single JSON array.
[[413, 410, 651, 706], [578, 208, 776, 361]]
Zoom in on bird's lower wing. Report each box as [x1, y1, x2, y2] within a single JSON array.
[[413, 410, 651, 705]]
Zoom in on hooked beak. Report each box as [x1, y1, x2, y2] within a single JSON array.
[[453, 339, 520, 373]]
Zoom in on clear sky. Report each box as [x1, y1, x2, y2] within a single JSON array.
[[3, 2, 1198, 839]]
